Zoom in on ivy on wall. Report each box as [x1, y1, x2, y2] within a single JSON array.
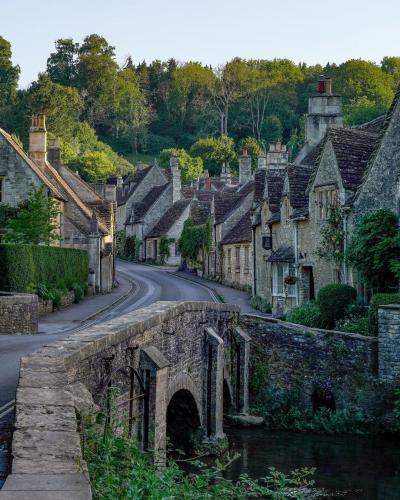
[[178, 217, 212, 265]]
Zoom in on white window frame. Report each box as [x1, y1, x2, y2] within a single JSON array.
[[272, 262, 296, 297]]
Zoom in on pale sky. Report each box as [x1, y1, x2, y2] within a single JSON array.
[[2, 0, 399, 88]]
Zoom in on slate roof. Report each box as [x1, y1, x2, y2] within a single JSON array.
[[146, 199, 190, 238], [191, 199, 212, 225], [268, 246, 295, 262], [221, 210, 252, 245], [300, 142, 324, 167], [266, 171, 284, 218], [125, 183, 169, 224], [254, 169, 268, 204], [352, 115, 386, 135], [214, 191, 247, 224], [287, 165, 313, 217]]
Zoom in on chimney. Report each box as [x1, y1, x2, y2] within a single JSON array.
[[266, 142, 288, 171], [47, 137, 61, 168], [239, 150, 252, 185], [29, 114, 47, 168], [170, 155, 181, 203], [136, 160, 145, 171], [205, 177, 212, 190], [257, 155, 267, 170], [306, 76, 342, 146], [116, 175, 123, 188], [220, 162, 232, 183]]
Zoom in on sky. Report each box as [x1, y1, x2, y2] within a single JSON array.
[[2, 0, 400, 88]]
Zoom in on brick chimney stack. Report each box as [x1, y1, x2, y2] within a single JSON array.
[[266, 142, 288, 171], [257, 155, 267, 169], [239, 149, 252, 185], [47, 137, 61, 168], [170, 155, 181, 203], [29, 114, 47, 168]]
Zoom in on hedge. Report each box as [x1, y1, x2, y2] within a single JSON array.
[[0, 244, 88, 292]]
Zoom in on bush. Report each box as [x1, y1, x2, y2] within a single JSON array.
[[317, 284, 357, 328], [52, 288, 64, 309], [0, 244, 88, 293], [286, 302, 324, 328], [367, 293, 400, 335], [250, 295, 272, 314], [72, 283, 84, 303], [336, 315, 369, 335]]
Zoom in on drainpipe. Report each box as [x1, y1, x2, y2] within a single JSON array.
[[252, 226, 257, 296], [342, 209, 349, 285], [214, 225, 217, 277], [294, 220, 299, 306]]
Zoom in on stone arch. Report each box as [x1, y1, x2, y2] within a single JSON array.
[[167, 372, 203, 423]]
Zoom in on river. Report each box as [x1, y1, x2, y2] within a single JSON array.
[[224, 427, 400, 499]]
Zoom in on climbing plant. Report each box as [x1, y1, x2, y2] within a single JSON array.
[[178, 217, 212, 265], [316, 205, 344, 265], [159, 234, 172, 264]]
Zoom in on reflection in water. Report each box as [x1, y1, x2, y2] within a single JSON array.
[[224, 427, 400, 499]]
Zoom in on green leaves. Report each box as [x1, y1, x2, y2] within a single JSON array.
[[190, 136, 236, 176], [159, 148, 203, 182], [178, 218, 212, 264]]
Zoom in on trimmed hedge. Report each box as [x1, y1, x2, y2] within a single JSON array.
[[286, 302, 324, 328], [317, 284, 357, 328], [0, 244, 88, 292]]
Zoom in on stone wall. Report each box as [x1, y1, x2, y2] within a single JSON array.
[[378, 304, 400, 383], [1, 301, 239, 500], [0, 292, 38, 335], [240, 314, 384, 415]]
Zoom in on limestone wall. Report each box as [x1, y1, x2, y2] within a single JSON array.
[[0, 292, 38, 335]]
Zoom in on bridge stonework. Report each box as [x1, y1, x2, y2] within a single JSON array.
[[0, 301, 248, 500]]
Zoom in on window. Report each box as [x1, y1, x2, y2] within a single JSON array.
[[0, 177, 4, 202], [272, 262, 296, 297], [235, 246, 240, 270], [244, 246, 250, 270], [315, 187, 337, 220], [227, 248, 232, 272]]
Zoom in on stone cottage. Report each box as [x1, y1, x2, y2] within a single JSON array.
[[0, 115, 116, 292]]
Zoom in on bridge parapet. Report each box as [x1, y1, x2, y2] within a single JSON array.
[[1, 301, 243, 500]]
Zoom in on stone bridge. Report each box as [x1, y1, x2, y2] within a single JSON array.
[[0, 301, 249, 499]]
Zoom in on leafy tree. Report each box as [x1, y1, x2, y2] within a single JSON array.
[[343, 96, 386, 126], [47, 38, 79, 86], [381, 56, 400, 84], [190, 135, 236, 175], [238, 137, 262, 169], [0, 35, 20, 108], [4, 186, 60, 244], [78, 151, 116, 182], [158, 234, 171, 264], [346, 209, 400, 291], [262, 115, 283, 146], [159, 148, 203, 182]]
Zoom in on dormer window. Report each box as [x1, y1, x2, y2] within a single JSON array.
[[315, 186, 337, 220]]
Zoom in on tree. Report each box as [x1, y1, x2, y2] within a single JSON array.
[[346, 209, 400, 291], [159, 148, 203, 182], [343, 96, 386, 126], [262, 115, 283, 146], [238, 137, 262, 169], [0, 36, 20, 108], [5, 186, 60, 245], [381, 57, 400, 84], [190, 136, 236, 175], [78, 151, 116, 182], [47, 38, 79, 86]]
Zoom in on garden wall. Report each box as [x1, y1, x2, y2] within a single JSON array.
[[240, 314, 385, 416], [0, 292, 38, 335]]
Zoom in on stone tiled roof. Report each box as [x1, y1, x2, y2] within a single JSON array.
[[254, 169, 267, 204], [125, 183, 169, 224], [221, 210, 252, 245], [117, 166, 152, 205], [214, 192, 244, 224], [146, 199, 190, 238], [268, 246, 295, 262], [266, 171, 284, 216], [300, 142, 324, 167], [190, 199, 211, 225], [352, 115, 386, 135], [287, 165, 313, 216], [328, 127, 379, 191]]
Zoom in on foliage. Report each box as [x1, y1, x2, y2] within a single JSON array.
[[238, 137, 262, 169], [72, 282, 85, 303], [250, 295, 272, 314], [343, 96, 387, 127], [158, 234, 172, 264], [335, 315, 369, 335], [82, 410, 315, 499], [317, 284, 357, 329], [116, 230, 126, 257], [178, 218, 212, 265], [0, 243, 88, 293], [286, 302, 324, 328], [316, 205, 344, 265], [123, 235, 137, 261], [159, 148, 203, 182], [346, 209, 400, 291], [4, 185, 60, 245], [0, 35, 20, 108], [190, 136, 236, 176], [79, 151, 115, 182], [367, 293, 400, 336], [0, 203, 18, 229]]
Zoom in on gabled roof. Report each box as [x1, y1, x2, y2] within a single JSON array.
[[117, 166, 152, 205], [125, 183, 169, 224], [266, 171, 284, 216], [221, 210, 252, 245], [299, 142, 324, 167], [352, 115, 386, 135], [146, 199, 190, 238], [190, 199, 212, 225], [287, 165, 313, 217], [254, 169, 268, 204]]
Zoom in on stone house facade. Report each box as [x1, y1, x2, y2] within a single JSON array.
[[0, 115, 116, 292]]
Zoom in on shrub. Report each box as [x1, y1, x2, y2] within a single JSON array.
[[336, 316, 369, 335], [72, 283, 84, 303], [250, 295, 272, 314], [0, 244, 88, 293], [367, 293, 400, 335], [52, 288, 64, 309], [286, 302, 324, 328], [317, 284, 357, 328]]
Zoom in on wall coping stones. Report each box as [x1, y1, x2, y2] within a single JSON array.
[[0, 301, 239, 500]]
